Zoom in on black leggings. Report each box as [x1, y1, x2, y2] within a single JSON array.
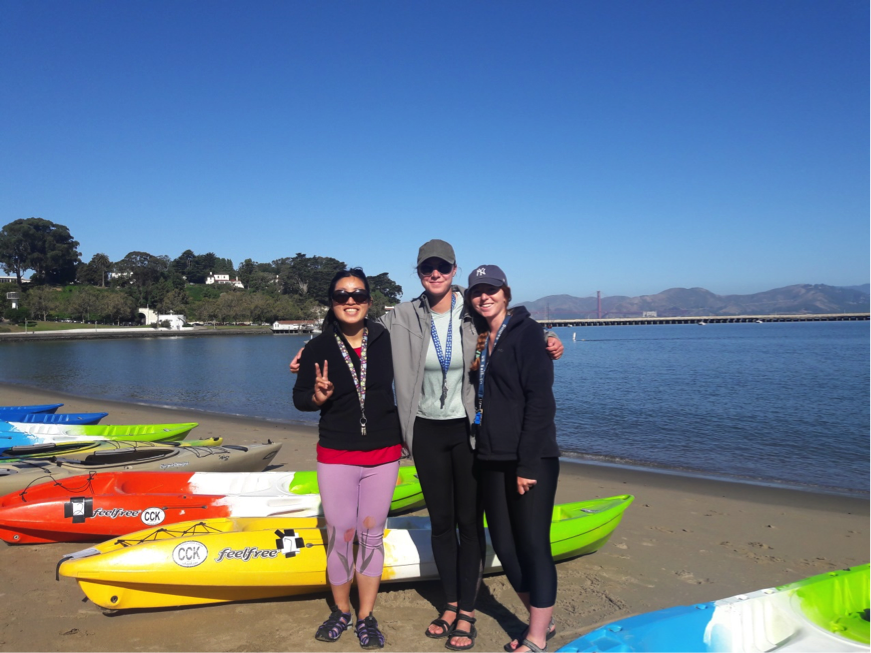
[[479, 457, 560, 608], [413, 417, 485, 612]]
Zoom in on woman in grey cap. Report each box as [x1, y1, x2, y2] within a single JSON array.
[[466, 264, 560, 653], [372, 240, 562, 652], [291, 241, 562, 651]]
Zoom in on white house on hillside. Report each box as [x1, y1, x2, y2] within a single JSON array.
[[206, 272, 244, 289]]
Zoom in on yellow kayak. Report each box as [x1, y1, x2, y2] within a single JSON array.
[[57, 496, 633, 612]]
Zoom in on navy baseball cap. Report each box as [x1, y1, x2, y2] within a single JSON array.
[[467, 264, 507, 290]]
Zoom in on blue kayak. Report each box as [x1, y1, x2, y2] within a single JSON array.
[[0, 431, 102, 453], [557, 565, 869, 652], [13, 412, 108, 425], [0, 404, 63, 421]]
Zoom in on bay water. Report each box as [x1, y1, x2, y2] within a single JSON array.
[[0, 321, 867, 496]]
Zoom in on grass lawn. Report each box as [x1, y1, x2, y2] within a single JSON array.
[[0, 322, 272, 333]]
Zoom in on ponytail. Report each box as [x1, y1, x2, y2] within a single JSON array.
[[469, 332, 488, 372]]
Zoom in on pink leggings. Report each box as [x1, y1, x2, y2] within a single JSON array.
[[317, 460, 400, 585]]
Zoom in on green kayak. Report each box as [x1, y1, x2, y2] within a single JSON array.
[[6, 422, 198, 443], [485, 494, 635, 560]]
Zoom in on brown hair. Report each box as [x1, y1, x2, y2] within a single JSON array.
[[469, 332, 488, 372], [467, 284, 512, 372]]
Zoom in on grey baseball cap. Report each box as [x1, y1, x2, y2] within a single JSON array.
[[417, 239, 456, 266], [467, 264, 508, 290]]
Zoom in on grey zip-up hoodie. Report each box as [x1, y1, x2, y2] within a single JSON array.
[[378, 287, 478, 458]]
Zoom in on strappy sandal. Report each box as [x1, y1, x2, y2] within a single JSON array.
[[355, 614, 385, 649], [315, 607, 352, 642], [503, 618, 556, 652], [516, 638, 546, 653], [425, 604, 459, 639], [445, 614, 477, 651]]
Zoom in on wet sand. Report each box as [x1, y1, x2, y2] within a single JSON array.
[[0, 384, 867, 652]]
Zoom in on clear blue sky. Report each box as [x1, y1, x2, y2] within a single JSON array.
[[1, 1, 867, 303]]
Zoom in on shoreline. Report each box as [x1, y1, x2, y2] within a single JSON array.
[[0, 326, 272, 341], [1, 379, 865, 500], [559, 455, 870, 500]]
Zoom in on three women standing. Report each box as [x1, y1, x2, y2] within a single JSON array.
[[292, 268, 402, 649], [291, 243, 562, 651]]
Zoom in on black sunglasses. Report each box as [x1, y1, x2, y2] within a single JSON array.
[[419, 261, 454, 276], [332, 289, 370, 304]]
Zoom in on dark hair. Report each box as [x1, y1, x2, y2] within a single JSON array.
[[323, 268, 371, 330], [466, 284, 512, 371]]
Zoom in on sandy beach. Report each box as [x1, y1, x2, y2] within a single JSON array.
[[0, 383, 867, 652]]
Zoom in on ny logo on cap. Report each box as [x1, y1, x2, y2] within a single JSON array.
[[475, 267, 487, 276]]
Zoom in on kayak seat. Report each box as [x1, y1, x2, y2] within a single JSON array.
[[75, 449, 176, 466]]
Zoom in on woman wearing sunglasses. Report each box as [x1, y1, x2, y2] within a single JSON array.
[[465, 264, 560, 653], [292, 268, 402, 650]]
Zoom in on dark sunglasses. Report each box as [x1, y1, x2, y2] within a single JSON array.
[[332, 289, 370, 304], [418, 261, 454, 276]]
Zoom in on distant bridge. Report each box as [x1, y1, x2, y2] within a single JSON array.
[[536, 313, 870, 327]]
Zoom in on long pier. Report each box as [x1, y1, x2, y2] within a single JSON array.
[[536, 313, 870, 327]]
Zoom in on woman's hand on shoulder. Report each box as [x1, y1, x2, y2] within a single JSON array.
[[289, 346, 305, 374], [546, 337, 563, 360]]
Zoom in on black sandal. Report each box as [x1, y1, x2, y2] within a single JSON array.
[[445, 614, 477, 651], [315, 607, 352, 642], [425, 604, 458, 639], [355, 614, 385, 649], [503, 618, 555, 652]]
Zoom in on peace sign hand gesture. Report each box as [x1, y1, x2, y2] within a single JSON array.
[[313, 361, 334, 406]]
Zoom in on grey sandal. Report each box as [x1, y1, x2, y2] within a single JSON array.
[[503, 618, 555, 652], [517, 638, 546, 653]]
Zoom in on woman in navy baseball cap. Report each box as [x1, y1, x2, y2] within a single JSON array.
[[466, 264, 561, 653]]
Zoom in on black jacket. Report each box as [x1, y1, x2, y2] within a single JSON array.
[[293, 320, 402, 451], [474, 306, 559, 478]]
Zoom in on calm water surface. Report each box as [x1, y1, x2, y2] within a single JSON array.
[[0, 321, 867, 495]]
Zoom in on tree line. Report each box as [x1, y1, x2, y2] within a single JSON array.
[[0, 217, 403, 325]]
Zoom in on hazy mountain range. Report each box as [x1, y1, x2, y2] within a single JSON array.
[[520, 284, 870, 319]]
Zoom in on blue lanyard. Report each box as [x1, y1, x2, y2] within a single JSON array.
[[430, 293, 455, 406], [474, 315, 510, 425]]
